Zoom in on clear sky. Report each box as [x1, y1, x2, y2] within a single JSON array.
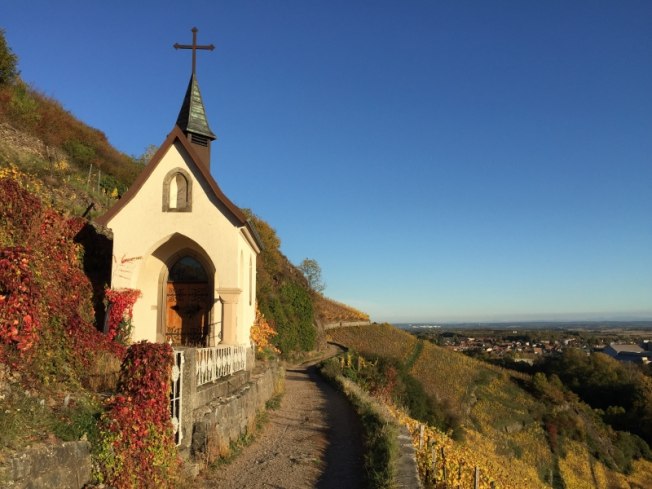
[[3, 1, 651, 323]]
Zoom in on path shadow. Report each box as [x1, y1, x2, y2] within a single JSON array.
[[305, 365, 364, 489]]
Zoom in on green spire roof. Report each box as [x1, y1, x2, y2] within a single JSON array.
[[176, 74, 216, 140]]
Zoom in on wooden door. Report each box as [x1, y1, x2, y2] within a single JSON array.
[[165, 282, 210, 346]]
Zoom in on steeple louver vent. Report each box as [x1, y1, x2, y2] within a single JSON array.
[[192, 133, 209, 147]]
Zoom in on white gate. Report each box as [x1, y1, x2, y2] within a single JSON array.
[[170, 350, 184, 446]]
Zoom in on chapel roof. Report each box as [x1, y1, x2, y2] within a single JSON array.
[[176, 73, 217, 140], [94, 125, 262, 253]]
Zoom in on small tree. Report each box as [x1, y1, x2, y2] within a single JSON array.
[[134, 144, 159, 165], [298, 258, 326, 294], [0, 29, 19, 85]]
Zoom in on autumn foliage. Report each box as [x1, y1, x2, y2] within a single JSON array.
[[250, 305, 279, 355], [96, 341, 180, 488], [0, 171, 123, 376], [105, 288, 141, 344], [0, 167, 182, 487], [0, 247, 40, 352]]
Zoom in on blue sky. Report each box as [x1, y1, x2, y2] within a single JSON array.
[[3, 1, 651, 323]]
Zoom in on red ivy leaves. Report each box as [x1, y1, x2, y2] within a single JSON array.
[[100, 342, 179, 488], [0, 247, 41, 353], [105, 288, 141, 344], [116, 342, 173, 409], [0, 175, 124, 370]]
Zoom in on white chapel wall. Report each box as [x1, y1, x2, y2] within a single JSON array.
[[237, 233, 257, 344], [106, 141, 248, 345]]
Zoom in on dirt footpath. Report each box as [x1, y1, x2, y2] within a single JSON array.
[[198, 361, 364, 489]]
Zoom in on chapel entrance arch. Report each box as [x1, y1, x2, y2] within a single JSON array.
[[165, 255, 211, 346]]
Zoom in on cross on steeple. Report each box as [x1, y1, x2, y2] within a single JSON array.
[[174, 27, 215, 75]]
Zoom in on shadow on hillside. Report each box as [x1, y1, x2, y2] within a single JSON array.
[[74, 222, 112, 331]]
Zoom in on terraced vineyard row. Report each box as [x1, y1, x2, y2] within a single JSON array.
[[389, 404, 546, 488]]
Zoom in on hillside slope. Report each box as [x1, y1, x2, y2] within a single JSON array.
[[314, 295, 370, 325], [328, 323, 652, 488]]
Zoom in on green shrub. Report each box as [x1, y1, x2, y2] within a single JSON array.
[[612, 431, 652, 474], [266, 282, 315, 354], [9, 81, 40, 129], [63, 139, 96, 168], [245, 211, 318, 357]]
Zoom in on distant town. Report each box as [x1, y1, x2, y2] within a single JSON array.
[[398, 321, 652, 365]]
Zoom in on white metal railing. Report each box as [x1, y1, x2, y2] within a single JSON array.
[[196, 345, 247, 386], [170, 350, 184, 446]]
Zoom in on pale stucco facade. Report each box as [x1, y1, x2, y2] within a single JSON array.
[[97, 127, 260, 348]]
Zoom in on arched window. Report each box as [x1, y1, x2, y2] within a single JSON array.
[[170, 173, 188, 209], [163, 168, 193, 212], [168, 256, 208, 283]]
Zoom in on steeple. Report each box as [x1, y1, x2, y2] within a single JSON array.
[[174, 28, 216, 169]]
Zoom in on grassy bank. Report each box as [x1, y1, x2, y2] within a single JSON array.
[[320, 357, 398, 489]]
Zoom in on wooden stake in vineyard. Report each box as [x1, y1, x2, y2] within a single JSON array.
[[431, 442, 437, 483], [441, 447, 447, 484], [86, 164, 92, 191]]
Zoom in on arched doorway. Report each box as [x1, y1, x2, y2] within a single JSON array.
[[165, 255, 211, 346]]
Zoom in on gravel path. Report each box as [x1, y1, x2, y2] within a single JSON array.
[[198, 360, 364, 489]]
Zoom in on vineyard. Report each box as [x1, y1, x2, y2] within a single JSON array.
[[314, 295, 370, 324], [328, 322, 416, 362], [328, 323, 652, 488], [390, 405, 546, 488]]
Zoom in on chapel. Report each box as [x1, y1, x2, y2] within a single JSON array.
[[96, 29, 261, 350]]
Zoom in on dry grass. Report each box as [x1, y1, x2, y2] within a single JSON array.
[[80, 350, 121, 393]]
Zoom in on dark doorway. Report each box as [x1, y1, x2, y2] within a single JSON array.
[[165, 256, 210, 346]]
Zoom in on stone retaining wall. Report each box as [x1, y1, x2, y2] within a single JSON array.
[[0, 359, 283, 487], [323, 320, 372, 330], [182, 360, 283, 474], [0, 441, 92, 489]]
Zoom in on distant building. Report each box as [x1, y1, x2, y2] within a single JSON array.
[[603, 343, 651, 364]]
